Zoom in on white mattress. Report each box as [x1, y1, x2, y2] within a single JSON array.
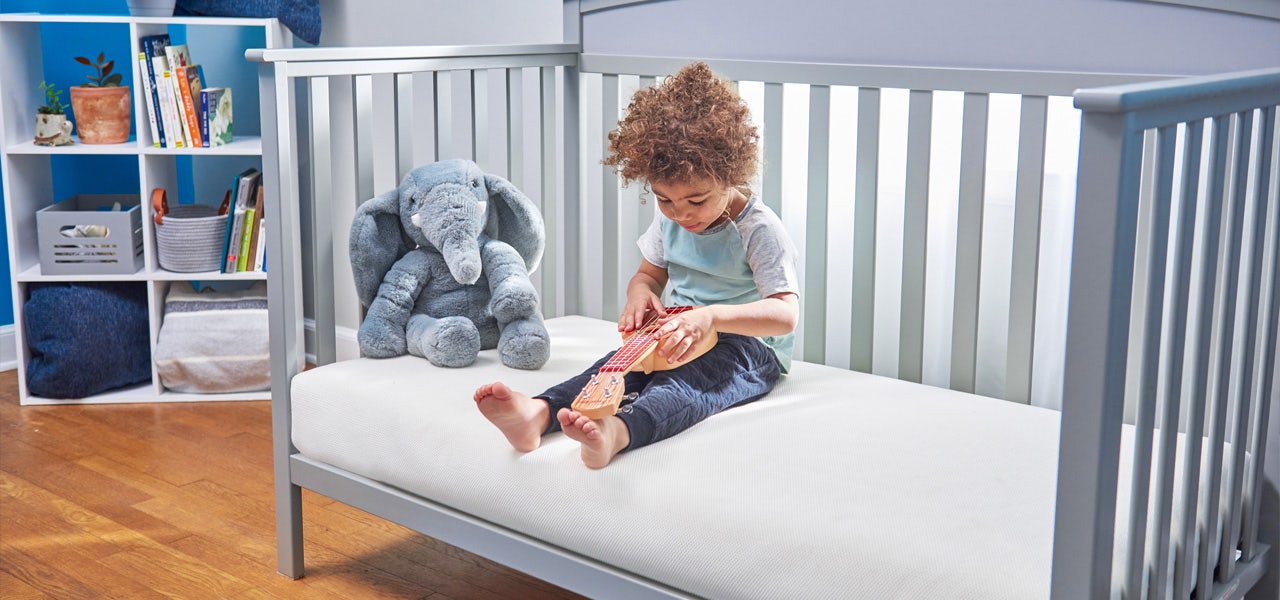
[[291, 316, 1204, 599]]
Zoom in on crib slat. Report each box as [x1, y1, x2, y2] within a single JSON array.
[[326, 76, 362, 350], [1122, 124, 1177, 600], [562, 64, 582, 316], [898, 89, 932, 382], [1200, 109, 1255, 595], [804, 84, 831, 364], [1052, 110, 1143, 600], [762, 82, 784, 216], [1220, 106, 1274, 581], [1193, 113, 1237, 600], [307, 76, 336, 366], [847, 88, 879, 374], [395, 73, 415, 180], [354, 75, 376, 206], [949, 92, 988, 393], [601, 73, 622, 319], [1005, 96, 1048, 403], [370, 74, 400, 196], [540, 65, 561, 315], [410, 71, 438, 166], [1241, 107, 1278, 561], [499, 66, 519, 186], [1148, 121, 1199, 600], [1171, 119, 1211, 600]]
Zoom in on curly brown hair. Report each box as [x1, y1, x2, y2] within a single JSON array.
[[603, 62, 758, 188]]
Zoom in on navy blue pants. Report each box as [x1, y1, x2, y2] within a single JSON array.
[[535, 333, 782, 451]]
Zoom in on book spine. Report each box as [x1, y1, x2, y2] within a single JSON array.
[[237, 208, 255, 271], [169, 72, 193, 148], [154, 65, 184, 149], [136, 52, 161, 148], [200, 90, 211, 148], [224, 206, 245, 272], [140, 37, 168, 148], [252, 218, 267, 272], [176, 66, 203, 147]]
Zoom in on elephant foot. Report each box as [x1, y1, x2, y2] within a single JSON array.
[[358, 319, 408, 358], [490, 278, 539, 323], [498, 318, 551, 370], [409, 315, 481, 368]]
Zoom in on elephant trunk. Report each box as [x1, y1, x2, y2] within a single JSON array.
[[440, 235, 482, 285]]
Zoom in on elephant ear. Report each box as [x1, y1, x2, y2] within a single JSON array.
[[484, 173, 545, 272], [350, 187, 412, 308]]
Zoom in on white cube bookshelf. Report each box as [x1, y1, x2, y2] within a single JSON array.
[[0, 13, 290, 404]]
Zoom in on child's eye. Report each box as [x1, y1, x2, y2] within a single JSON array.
[[689, 200, 705, 206], [655, 197, 671, 204]]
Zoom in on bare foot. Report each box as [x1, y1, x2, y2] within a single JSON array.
[[474, 382, 549, 452], [556, 408, 631, 469]]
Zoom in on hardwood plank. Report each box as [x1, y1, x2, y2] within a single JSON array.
[[0, 369, 584, 598]]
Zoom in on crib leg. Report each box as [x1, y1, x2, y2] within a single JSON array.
[[276, 481, 305, 579]]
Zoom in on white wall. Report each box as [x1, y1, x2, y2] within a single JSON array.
[[582, 0, 1280, 76], [319, 0, 562, 47]]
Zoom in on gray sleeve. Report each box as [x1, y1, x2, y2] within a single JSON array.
[[636, 211, 666, 268], [739, 206, 800, 300]]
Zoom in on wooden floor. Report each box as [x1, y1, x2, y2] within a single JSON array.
[[0, 369, 584, 599]]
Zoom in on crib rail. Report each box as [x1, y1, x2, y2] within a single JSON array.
[[1057, 67, 1279, 600]]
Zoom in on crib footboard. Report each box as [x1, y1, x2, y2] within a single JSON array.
[[1058, 68, 1279, 600]]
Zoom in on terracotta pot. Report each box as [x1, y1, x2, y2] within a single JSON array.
[[68, 85, 131, 144]]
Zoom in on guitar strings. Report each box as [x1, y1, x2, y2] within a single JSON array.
[[603, 307, 687, 371]]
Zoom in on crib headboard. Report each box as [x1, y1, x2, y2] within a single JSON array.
[[249, 31, 1279, 600]]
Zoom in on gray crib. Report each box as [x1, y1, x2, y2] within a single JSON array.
[[251, 4, 1278, 599]]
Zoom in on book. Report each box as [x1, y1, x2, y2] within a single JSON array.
[[236, 208, 255, 272], [155, 67, 185, 148], [203, 87, 233, 147], [164, 44, 194, 148], [135, 51, 161, 147], [252, 217, 267, 272], [243, 184, 265, 272], [223, 167, 261, 272], [139, 34, 171, 148], [176, 64, 205, 148]]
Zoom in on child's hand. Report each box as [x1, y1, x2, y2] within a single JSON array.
[[619, 294, 665, 334], [655, 307, 715, 363]]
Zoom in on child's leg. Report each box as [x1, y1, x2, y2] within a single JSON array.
[[474, 350, 650, 452], [616, 333, 780, 451]]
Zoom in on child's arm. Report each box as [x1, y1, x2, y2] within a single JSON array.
[[654, 293, 798, 363], [619, 259, 669, 333]]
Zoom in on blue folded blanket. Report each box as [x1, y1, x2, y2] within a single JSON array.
[[25, 282, 151, 399], [176, 0, 322, 45]]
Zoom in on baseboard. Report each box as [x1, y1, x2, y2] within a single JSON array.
[[304, 318, 360, 364], [0, 324, 16, 372]]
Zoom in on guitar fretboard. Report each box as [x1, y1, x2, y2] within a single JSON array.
[[599, 306, 693, 373]]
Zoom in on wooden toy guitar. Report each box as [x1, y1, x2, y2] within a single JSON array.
[[571, 306, 718, 419]]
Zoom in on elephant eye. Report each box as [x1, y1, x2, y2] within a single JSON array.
[[471, 179, 480, 188]]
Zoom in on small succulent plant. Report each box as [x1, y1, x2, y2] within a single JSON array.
[[38, 81, 66, 114]]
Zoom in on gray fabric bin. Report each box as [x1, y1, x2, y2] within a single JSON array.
[[155, 204, 228, 273]]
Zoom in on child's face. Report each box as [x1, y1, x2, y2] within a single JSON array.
[[650, 179, 733, 233]]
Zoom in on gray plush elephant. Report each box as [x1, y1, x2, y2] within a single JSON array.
[[350, 159, 550, 369]]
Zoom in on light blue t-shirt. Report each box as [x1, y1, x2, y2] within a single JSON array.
[[637, 194, 800, 372]]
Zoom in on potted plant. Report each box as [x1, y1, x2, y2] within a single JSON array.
[[34, 81, 74, 146], [67, 52, 131, 144]]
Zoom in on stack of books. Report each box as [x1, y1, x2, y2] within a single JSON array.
[[138, 33, 234, 149], [220, 167, 267, 273]]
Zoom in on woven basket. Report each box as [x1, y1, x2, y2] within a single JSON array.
[[156, 204, 228, 272]]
